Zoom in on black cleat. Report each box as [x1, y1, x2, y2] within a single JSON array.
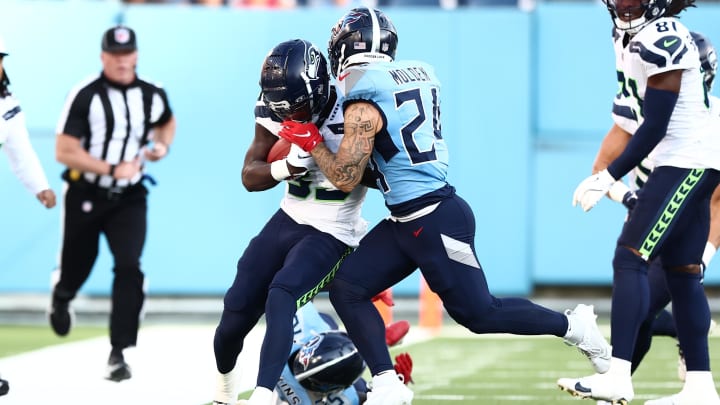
[[0, 377, 9, 396]]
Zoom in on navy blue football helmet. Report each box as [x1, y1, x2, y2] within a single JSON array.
[[292, 331, 366, 394], [328, 7, 398, 78], [602, 0, 671, 36], [260, 39, 329, 122], [691, 31, 718, 92]]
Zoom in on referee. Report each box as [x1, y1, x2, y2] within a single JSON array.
[[50, 25, 176, 382]]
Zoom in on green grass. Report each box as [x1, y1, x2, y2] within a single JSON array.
[[392, 334, 698, 403], [0, 324, 106, 357]]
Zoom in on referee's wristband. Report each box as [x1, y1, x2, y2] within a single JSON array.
[[270, 159, 291, 181], [108, 164, 117, 177]]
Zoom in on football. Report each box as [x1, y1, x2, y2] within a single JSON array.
[[266, 138, 292, 163]]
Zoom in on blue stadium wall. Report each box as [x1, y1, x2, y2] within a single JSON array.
[[1, 1, 719, 295]]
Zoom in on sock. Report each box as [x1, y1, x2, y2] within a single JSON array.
[[215, 369, 238, 404], [609, 357, 632, 377], [249, 386, 273, 403], [682, 371, 720, 399], [372, 370, 400, 388], [610, 246, 649, 361], [109, 346, 124, 363]]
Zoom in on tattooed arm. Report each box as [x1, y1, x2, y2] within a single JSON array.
[[311, 101, 382, 193]]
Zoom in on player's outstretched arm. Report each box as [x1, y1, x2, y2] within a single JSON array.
[[313, 101, 380, 193]]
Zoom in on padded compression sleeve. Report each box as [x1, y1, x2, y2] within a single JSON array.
[[607, 87, 678, 179]]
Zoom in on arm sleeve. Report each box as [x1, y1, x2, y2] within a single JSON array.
[[3, 109, 51, 195], [607, 86, 678, 179]]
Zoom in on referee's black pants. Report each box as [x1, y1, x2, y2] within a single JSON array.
[[55, 182, 148, 350]]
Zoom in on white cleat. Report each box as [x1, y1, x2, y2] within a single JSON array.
[[557, 372, 633, 404], [366, 371, 413, 405], [564, 304, 612, 373]]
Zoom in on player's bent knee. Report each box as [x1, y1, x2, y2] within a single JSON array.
[[666, 264, 702, 275], [329, 278, 369, 307], [612, 245, 647, 272]]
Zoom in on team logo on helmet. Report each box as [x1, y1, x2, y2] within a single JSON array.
[[296, 335, 322, 370], [342, 10, 366, 26], [306, 47, 323, 80]]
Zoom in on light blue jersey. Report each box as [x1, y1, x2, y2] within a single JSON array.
[[336, 60, 449, 210], [274, 303, 360, 405]]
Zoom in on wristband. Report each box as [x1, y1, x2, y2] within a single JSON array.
[[702, 241, 717, 268], [608, 181, 630, 203], [109, 164, 117, 177], [270, 159, 291, 181]]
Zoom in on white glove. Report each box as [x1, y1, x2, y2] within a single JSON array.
[[572, 169, 616, 212], [285, 143, 316, 177]]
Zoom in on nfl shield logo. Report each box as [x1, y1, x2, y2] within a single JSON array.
[[114, 28, 131, 44]]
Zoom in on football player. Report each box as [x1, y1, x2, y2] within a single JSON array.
[[560, 0, 720, 402], [271, 302, 413, 405], [279, 7, 612, 405], [1, 34, 57, 398], [592, 32, 720, 405], [212, 39, 372, 405]]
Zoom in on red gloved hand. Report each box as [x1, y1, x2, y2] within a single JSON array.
[[394, 352, 414, 385], [372, 289, 394, 307], [278, 120, 322, 153], [385, 320, 410, 347]]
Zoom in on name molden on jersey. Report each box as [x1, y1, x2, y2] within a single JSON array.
[[388, 66, 431, 85]]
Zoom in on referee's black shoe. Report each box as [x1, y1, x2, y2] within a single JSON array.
[[0, 376, 9, 396], [48, 297, 73, 337], [105, 351, 132, 382]]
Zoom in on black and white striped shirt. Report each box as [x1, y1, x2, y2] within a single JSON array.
[[56, 73, 172, 188]]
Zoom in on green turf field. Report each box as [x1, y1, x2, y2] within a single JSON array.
[[0, 324, 106, 357], [2, 324, 718, 404], [393, 334, 699, 403], [234, 328, 719, 404]]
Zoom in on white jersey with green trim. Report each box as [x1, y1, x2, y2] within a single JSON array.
[[629, 95, 720, 191], [0, 94, 50, 195], [611, 18, 720, 171], [255, 89, 368, 248]]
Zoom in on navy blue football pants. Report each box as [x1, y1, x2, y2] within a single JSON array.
[[612, 166, 719, 371], [330, 192, 569, 376], [213, 209, 350, 389]]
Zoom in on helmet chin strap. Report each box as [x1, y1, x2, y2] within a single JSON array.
[[615, 15, 650, 36], [341, 53, 394, 74]]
